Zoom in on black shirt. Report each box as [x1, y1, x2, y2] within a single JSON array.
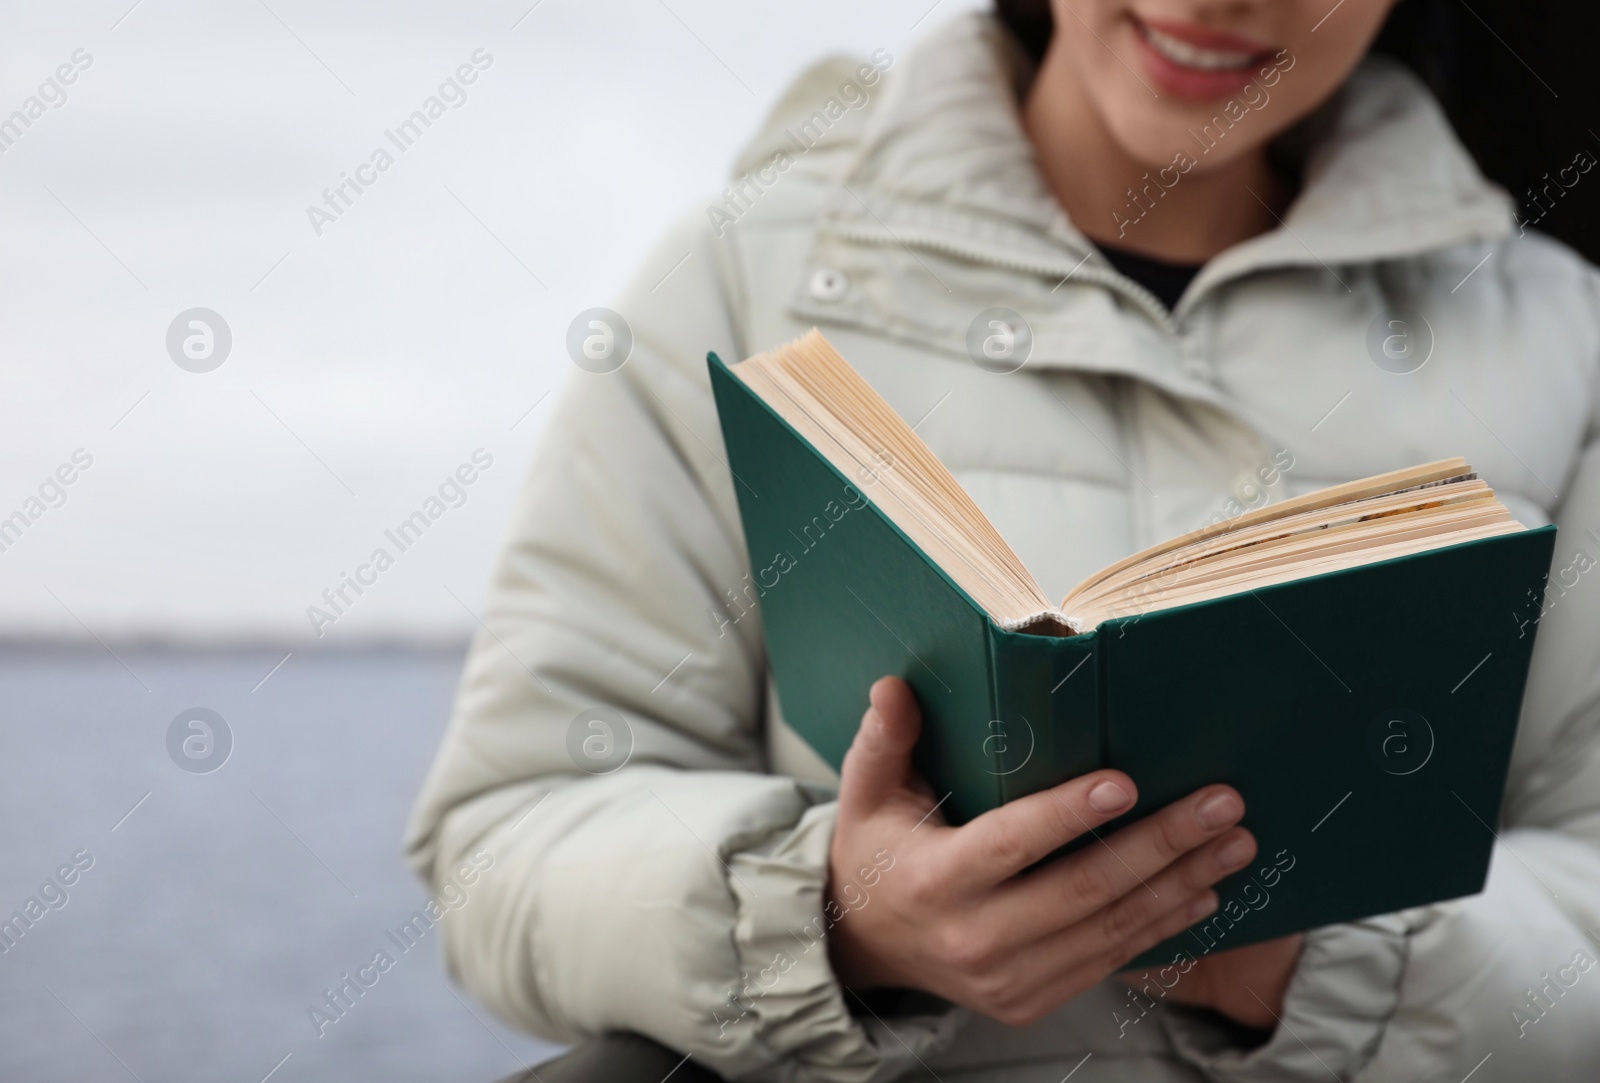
[[1098, 245, 1203, 312]]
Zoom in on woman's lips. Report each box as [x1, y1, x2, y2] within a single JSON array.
[[1129, 15, 1277, 101]]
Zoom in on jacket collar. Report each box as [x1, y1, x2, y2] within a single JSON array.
[[815, 13, 1516, 310]]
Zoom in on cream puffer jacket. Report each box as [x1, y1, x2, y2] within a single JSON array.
[[407, 14, 1600, 1082]]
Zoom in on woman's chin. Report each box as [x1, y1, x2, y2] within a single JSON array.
[[1098, 112, 1252, 173]]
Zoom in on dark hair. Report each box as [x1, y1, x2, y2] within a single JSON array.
[[994, 0, 1599, 262]]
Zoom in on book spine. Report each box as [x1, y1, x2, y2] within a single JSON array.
[[985, 624, 1101, 808]]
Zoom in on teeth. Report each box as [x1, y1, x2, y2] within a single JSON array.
[[1142, 25, 1256, 71]]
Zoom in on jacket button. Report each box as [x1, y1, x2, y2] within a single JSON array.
[[809, 268, 849, 302]]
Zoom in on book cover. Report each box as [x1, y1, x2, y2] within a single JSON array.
[[708, 351, 1556, 964]]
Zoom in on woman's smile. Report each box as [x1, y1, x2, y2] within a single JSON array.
[[1128, 13, 1279, 99]]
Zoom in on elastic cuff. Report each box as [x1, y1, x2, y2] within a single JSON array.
[[1162, 916, 1409, 1082], [725, 801, 962, 1082]]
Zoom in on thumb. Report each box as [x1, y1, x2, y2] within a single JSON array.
[[837, 676, 922, 822]]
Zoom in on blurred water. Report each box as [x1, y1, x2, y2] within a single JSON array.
[[0, 644, 560, 1083]]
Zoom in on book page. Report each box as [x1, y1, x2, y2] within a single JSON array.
[[729, 333, 1524, 634]]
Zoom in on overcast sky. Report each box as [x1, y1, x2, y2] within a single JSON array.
[[0, 0, 983, 642]]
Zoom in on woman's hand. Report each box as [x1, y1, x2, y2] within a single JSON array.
[[1133, 933, 1306, 1030], [826, 677, 1258, 1027]]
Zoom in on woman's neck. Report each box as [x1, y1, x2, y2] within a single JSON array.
[[1021, 47, 1289, 265]]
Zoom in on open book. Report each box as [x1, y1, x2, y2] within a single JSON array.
[[731, 331, 1525, 634], [708, 330, 1556, 967]]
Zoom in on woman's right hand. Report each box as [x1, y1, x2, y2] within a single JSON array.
[[826, 677, 1256, 1027]]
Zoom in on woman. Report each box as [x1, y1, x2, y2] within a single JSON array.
[[408, 1, 1600, 1079]]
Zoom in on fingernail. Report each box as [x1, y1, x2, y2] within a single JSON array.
[[1087, 779, 1131, 813], [1216, 834, 1253, 871], [1187, 892, 1218, 921], [1196, 791, 1243, 830]]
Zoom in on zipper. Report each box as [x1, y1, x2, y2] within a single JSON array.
[[1111, 375, 1152, 554], [824, 218, 1183, 336]]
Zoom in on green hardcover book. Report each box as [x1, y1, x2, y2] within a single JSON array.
[[707, 332, 1554, 968]]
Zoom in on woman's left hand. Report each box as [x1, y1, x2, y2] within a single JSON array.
[[1123, 933, 1305, 1030]]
